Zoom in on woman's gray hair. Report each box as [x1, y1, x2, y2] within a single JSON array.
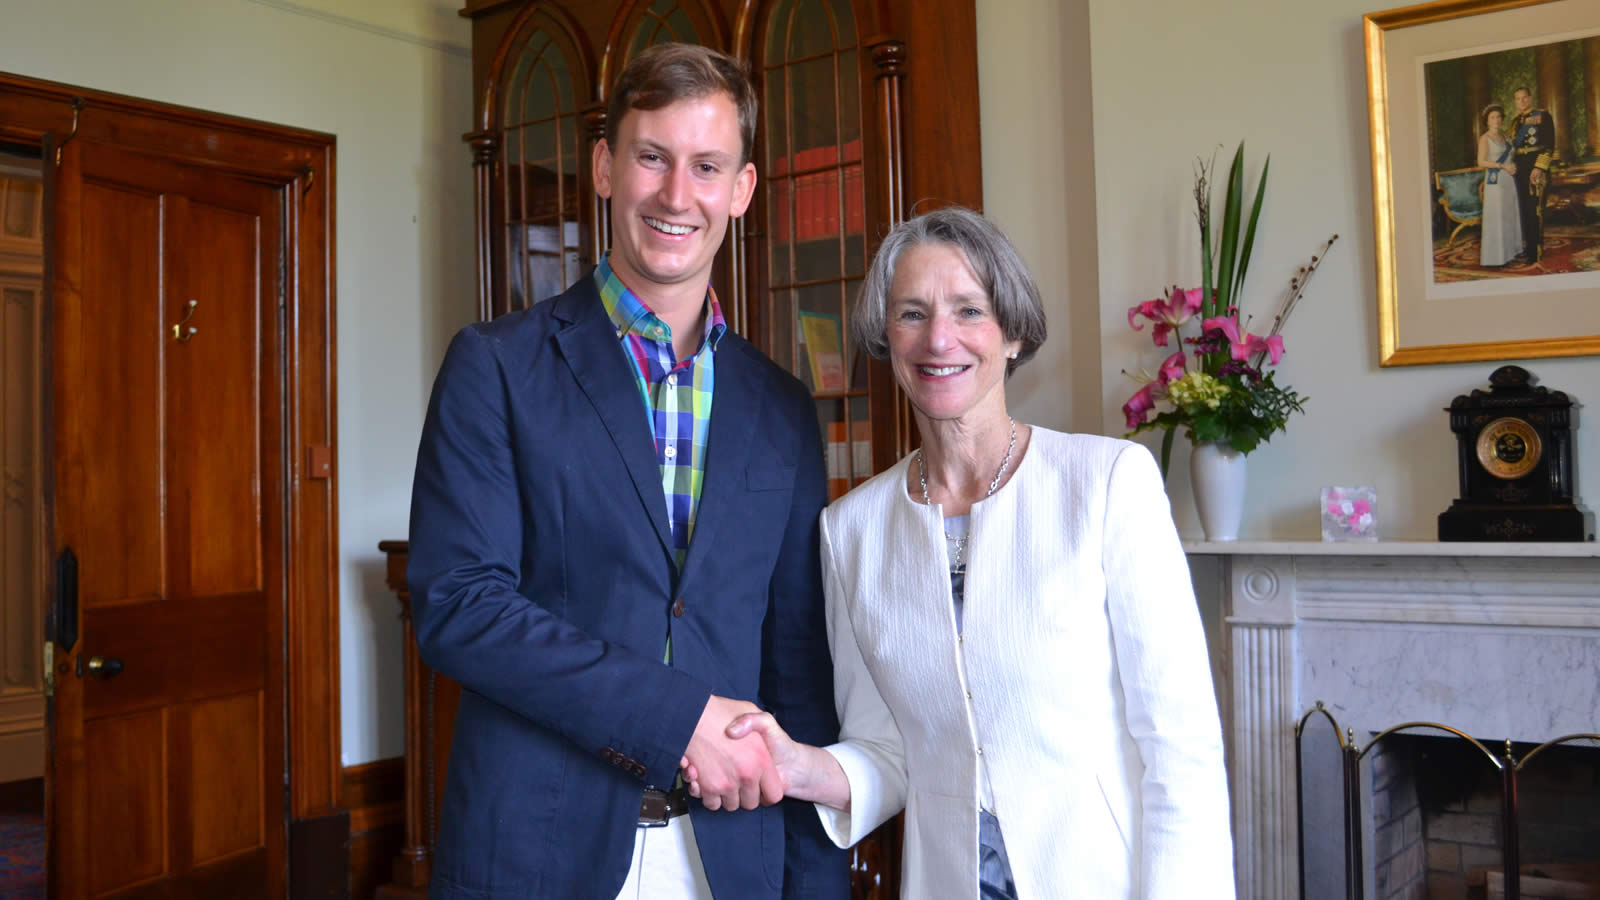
[[853, 205, 1047, 377]]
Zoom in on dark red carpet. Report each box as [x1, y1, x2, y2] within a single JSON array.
[[0, 814, 43, 899]]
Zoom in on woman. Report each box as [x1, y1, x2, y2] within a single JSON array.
[[688, 207, 1235, 898], [1478, 103, 1523, 267]]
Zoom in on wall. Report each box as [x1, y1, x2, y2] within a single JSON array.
[[0, 0, 475, 765], [976, 0, 1103, 436], [1086, 0, 1599, 540]]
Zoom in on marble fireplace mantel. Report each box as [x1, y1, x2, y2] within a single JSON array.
[[1182, 540, 1600, 899]]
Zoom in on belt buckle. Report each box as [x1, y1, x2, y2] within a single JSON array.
[[638, 788, 671, 828]]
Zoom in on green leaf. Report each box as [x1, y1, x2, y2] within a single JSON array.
[[1159, 428, 1176, 483], [1213, 142, 1246, 318], [1233, 155, 1269, 302]]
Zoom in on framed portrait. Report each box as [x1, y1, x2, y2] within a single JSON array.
[[1364, 0, 1600, 366]]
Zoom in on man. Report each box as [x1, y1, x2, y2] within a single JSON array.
[[1510, 86, 1556, 263], [408, 43, 847, 900]]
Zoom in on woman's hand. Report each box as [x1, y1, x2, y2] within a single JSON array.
[[682, 712, 853, 810], [1504, 162, 1517, 175]]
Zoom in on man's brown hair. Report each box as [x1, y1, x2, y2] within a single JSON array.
[[606, 43, 759, 166]]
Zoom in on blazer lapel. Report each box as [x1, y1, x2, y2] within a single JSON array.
[[553, 285, 674, 559], [677, 342, 760, 589]]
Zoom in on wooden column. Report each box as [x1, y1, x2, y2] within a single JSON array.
[[465, 131, 499, 322], [866, 37, 914, 471], [376, 541, 428, 896]]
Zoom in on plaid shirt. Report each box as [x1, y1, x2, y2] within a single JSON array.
[[594, 255, 726, 572]]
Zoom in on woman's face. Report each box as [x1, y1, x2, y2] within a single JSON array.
[[1487, 110, 1503, 132], [884, 242, 1021, 424]]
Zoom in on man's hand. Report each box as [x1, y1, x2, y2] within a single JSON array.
[[680, 695, 782, 811], [1532, 167, 1546, 187]]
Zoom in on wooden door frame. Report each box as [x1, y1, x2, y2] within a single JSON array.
[[0, 70, 344, 882]]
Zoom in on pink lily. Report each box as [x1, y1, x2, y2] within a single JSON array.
[[1128, 287, 1204, 347], [1122, 382, 1162, 430], [1121, 351, 1187, 429], [1202, 315, 1286, 366]]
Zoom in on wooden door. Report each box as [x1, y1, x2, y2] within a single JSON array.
[[47, 139, 287, 900]]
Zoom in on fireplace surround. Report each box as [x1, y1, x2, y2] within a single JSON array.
[[1184, 540, 1600, 899]]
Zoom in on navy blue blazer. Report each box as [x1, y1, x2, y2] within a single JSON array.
[[408, 273, 847, 900]]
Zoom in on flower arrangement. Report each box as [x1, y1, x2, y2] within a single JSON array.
[[1121, 141, 1338, 478]]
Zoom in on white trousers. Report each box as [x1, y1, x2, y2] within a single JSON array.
[[613, 815, 715, 900]]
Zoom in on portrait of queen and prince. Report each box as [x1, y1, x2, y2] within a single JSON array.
[[1424, 36, 1599, 282]]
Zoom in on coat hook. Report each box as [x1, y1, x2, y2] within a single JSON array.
[[54, 97, 86, 167], [171, 299, 198, 343]]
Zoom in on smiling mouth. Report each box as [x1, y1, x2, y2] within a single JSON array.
[[644, 216, 697, 236], [918, 365, 970, 377]]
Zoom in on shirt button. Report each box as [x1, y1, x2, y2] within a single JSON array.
[[663, 446, 677, 459], [653, 325, 665, 337], [615, 328, 624, 338], [666, 373, 678, 387]]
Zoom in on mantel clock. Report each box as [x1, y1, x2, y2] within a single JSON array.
[[1438, 366, 1593, 541]]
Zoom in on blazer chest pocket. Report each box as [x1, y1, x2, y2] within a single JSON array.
[[746, 462, 794, 492]]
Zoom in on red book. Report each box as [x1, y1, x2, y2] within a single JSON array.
[[822, 168, 840, 239], [843, 137, 862, 163], [845, 165, 864, 234]]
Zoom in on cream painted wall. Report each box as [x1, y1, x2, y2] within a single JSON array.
[[976, 0, 1103, 436], [1, 0, 475, 764], [1083, 0, 1598, 540]]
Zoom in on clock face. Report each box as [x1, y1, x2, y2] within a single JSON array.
[[1475, 417, 1543, 480]]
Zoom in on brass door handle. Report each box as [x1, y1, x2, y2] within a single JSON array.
[[86, 656, 124, 679]]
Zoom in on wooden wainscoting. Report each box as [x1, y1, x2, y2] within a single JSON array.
[[344, 758, 405, 900]]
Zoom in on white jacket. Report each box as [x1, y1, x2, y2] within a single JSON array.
[[815, 428, 1235, 899]]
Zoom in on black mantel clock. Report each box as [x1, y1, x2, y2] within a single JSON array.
[[1438, 365, 1593, 541]]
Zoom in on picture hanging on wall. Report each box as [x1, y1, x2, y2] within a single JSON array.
[[1364, 0, 1600, 366]]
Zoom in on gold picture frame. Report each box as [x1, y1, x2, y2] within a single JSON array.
[[1364, 0, 1600, 366]]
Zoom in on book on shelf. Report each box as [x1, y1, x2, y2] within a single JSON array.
[[826, 421, 850, 500], [769, 140, 866, 242], [796, 310, 846, 392], [851, 420, 873, 484]]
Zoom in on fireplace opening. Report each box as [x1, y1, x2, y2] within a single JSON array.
[[1370, 732, 1600, 899], [1297, 708, 1600, 900]]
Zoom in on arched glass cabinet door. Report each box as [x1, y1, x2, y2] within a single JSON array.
[[495, 13, 589, 315], [758, 0, 868, 500], [603, 0, 726, 88]]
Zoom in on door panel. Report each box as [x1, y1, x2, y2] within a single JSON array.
[[189, 692, 264, 863], [49, 139, 286, 900], [170, 199, 264, 598], [72, 181, 166, 608], [84, 711, 166, 895]]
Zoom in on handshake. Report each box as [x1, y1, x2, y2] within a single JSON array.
[[676, 694, 843, 813]]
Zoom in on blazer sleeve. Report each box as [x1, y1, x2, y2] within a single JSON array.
[[1101, 443, 1236, 897], [408, 326, 710, 789], [813, 509, 909, 849], [756, 398, 849, 898]]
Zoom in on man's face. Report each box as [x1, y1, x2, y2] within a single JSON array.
[[593, 93, 756, 300], [1514, 90, 1533, 114]]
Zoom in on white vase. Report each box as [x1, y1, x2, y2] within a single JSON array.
[[1190, 441, 1247, 542]]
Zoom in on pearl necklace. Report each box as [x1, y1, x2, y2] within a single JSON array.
[[918, 417, 1017, 570]]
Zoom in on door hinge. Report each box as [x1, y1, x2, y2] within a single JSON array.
[[43, 642, 54, 699]]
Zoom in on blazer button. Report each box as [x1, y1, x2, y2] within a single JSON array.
[[672, 600, 685, 618]]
